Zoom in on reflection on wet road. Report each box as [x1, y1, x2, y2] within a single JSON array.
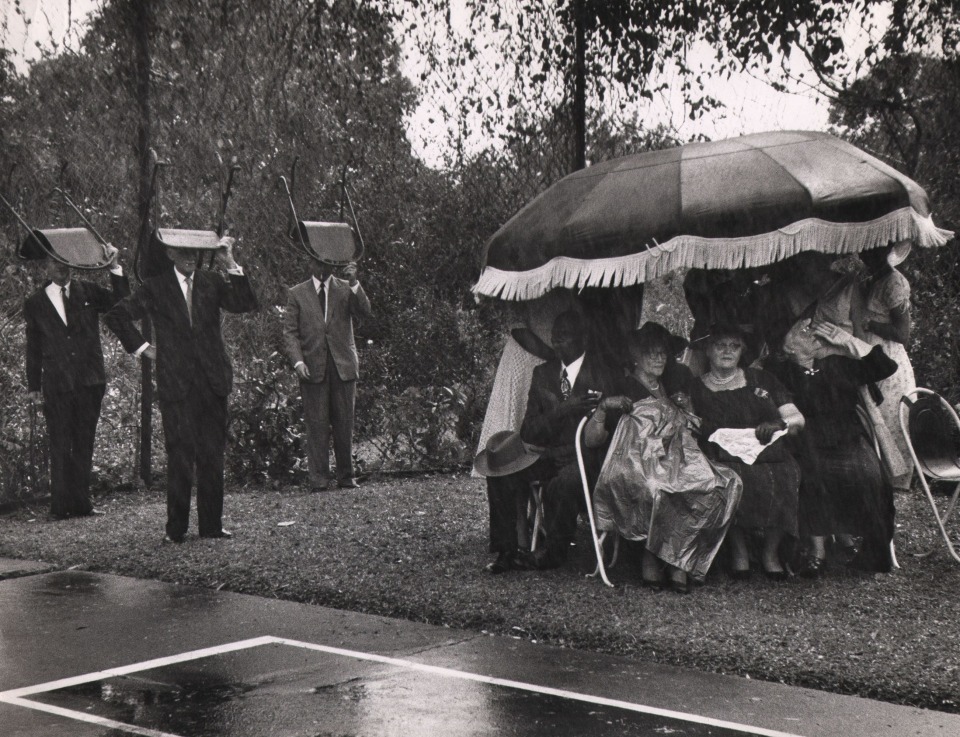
[[30, 640, 759, 736], [3, 569, 958, 737]]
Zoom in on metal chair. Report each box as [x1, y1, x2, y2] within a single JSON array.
[[898, 389, 960, 563], [515, 480, 546, 553]]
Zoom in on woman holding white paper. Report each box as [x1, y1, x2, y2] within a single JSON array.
[[689, 324, 804, 580]]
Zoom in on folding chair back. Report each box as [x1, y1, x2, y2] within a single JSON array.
[[899, 389, 960, 563], [904, 394, 960, 480]]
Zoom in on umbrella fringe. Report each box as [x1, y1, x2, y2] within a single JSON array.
[[474, 207, 954, 301]]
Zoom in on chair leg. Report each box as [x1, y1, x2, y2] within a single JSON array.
[[588, 532, 620, 578], [916, 477, 960, 563], [529, 483, 545, 553]]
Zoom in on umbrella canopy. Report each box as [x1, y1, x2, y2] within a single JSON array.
[[475, 130, 954, 301]]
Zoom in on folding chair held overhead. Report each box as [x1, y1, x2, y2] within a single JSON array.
[[899, 389, 960, 563]]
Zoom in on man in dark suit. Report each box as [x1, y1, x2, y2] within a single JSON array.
[[518, 310, 617, 569], [24, 243, 127, 518], [282, 255, 371, 491], [105, 237, 257, 542]]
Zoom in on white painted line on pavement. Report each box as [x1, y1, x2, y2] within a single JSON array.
[[0, 634, 808, 737], [273, 636, 808, 737], [0, 694, 181, 737]]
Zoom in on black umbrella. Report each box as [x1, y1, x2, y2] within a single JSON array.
[[475, 130, 953, 300]]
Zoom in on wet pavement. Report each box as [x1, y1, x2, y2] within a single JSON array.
[[1, 563, 958, 736]]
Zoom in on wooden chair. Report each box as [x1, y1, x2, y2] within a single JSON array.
[[898, 389, 960, 563]]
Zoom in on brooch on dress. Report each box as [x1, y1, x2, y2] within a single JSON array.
[[802, 367, 820, 376], [754, 387, 770, 400]]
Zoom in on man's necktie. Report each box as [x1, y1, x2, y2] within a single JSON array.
[[317, 282, 326, 319], [184, 275, 193, 326], [560, 368, 571, 399], [60, 286, 69, 326]]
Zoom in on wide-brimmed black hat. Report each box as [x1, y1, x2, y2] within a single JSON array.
[[297, 221, 363, 265], [510, 327, 556, 362], [19, 228, 116, 268], [474, 431, 543, 478], [630, 321, 688, 357], [699, 321, 752, 344]]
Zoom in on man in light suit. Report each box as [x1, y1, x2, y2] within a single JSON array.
[[23, 241, 127, 518], [105, 236, 257, 542], [283, 247, 371, 491]]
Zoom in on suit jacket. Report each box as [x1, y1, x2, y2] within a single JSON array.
[[282, 276, 372, 383], [520, 353, 618, 464], [25, 273, 130, 395], [105, 268, 258, 402]]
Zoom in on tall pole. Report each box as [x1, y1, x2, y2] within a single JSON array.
[[573, 0, 586, 172], [133, 0, 154, 486]]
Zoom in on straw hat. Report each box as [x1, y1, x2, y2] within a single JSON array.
[[473, 431, 543, 477], [888, 240, 912, 267]]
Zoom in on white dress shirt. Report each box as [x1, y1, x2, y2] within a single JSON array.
[[44, 281, 70, 325], [44, 264, 124, 325], [561, 353, 585, 389]]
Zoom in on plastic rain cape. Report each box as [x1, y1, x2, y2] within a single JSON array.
[[593, 397, 743, 579]]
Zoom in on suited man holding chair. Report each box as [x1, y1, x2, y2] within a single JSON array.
[[22, 236, 128, 519], [282, 222, 371, 492], [105, 233, 258, 543]]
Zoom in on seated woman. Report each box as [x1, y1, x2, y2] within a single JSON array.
[[764, 318, 898, 574], [689, 324, 804, 580], [586, 322, 742, 594]]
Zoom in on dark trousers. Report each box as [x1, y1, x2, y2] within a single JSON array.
[[487, 457, 585, 557], [301, 352, 356, 485], [43, 384, 105, 517], [160, 378, 227, 538], [487, 462, 541, 553]]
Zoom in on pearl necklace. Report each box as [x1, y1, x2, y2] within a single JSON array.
[[707, 369, 740, 386]]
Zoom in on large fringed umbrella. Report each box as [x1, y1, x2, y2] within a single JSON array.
[[474, 130, 954, 300]]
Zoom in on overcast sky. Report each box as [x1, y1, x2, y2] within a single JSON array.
[[3, 0, 836, 168]]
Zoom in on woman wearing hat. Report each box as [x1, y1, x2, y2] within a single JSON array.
[[689, 323, 804, 580], [586, 322, 742, 593], [856, 242, 916, 491], [765, 318, 898, 575]]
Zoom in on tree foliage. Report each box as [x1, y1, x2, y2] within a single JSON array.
[[829, 53, 960, 402], [402, 0, 960, 167]]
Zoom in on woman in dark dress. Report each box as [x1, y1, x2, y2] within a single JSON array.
[[765, 317, 898, 574], [586, 322, 741, 593], [690, 324, 804, 579]]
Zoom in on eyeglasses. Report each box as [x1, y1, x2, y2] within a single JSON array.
[[712, 341, 743, 351]]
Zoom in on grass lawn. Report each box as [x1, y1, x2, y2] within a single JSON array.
[[1, 474, 959, 713]]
